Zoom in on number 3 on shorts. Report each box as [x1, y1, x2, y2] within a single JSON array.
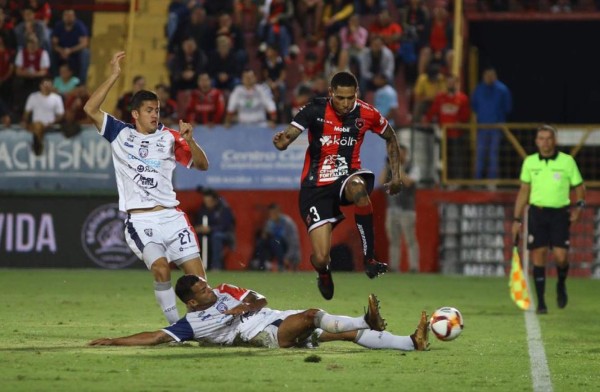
[[309, 206, 321, 222]]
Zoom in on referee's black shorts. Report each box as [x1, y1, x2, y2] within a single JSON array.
[[527, 205, 570, 250]]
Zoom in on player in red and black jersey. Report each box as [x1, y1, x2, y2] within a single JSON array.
[[273, 71, 404, 300]]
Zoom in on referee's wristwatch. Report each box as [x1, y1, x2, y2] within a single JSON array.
[[576, 200, 586, 209]]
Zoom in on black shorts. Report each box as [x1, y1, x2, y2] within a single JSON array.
[[527, 205, 570, 250], [299, 170, 375, 232]]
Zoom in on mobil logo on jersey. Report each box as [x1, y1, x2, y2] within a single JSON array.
[[334, 125, 351, 133], [320, 135, 357, 146]]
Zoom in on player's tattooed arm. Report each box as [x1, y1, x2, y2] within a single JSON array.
[[89, 330, 174, 346], [381, 124, 405, 195], [273, 125, 302, 151]]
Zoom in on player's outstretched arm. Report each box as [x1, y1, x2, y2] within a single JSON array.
[[381, 124, 405, 195], [84, 51, 125, 131], [89, 330, 174, 346], [273, 125, 302, 151], [179, 120, 209, 170]]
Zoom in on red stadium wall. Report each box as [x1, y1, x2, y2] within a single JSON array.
[[177, 189, 390, 272], [178, 189, 600, 274]]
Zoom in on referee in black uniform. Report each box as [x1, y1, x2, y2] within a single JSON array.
[[511, 125, 585, 314]]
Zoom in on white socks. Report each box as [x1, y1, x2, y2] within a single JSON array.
[[315, 311, 369, 333], [154, 281, 179, 324], [355, 330, 415, 351]]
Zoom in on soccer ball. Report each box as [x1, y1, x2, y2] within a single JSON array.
[[429, 307, 464, 341]]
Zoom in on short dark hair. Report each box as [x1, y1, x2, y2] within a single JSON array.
[[132, 75, 144, 84], [130, 90, 158, 111], [202, 187, 219, 200], [330, 71, 358, 90], [175, 275, 202, 303], [268, 202, 280, 210]]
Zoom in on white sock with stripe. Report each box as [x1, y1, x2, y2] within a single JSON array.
[[314, 311, 369, 333], [154, 281, 179, 324], [354, 330, 415, 351]]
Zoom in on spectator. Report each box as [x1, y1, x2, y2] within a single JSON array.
[[253, 203, 301, 271], [14, 34, 49, 113], [21, 77, 63, 155], [185, 72, 225, 126], [225, 68, 277, 127], [322, 0, 354, 38], [323, 33, 349, 80], [51, 9, 90, 83], [423, 75, 470, 181], [419, 6, 452, 75], [359, 35, 394, 92], [402, 0, 429, 53], [261, 44, 286, 122], [166, 0, 195, 43], [372, 73, 398, 127], [61, 83, 89, 138], [290, 84, 314, 118], [339, 14, 368, 59], [14, 6, 48, 50], [169, 37, 207, 95], [0, 8, 17, 50], [258, 0, 294, 58], [298, 51, 322, 88], [471, 66, 512, 180], [194, 188, 236, 271], [369, 9, 403, 56], [26, 0, 51, 28], [379, 144, 421, 273], [52, 63, 79, 97], [0, 34, 13, 105], [412, 62, 446, 123], [63, 83, 89, 126], [115, 75, 145, 124], [294, 0, 323, 42], [207, 35, 242, 92], [179, 6, 215, 53], [155, 83, 178, 127], [211, 12, 247, 65]]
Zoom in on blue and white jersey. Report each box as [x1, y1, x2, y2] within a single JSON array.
[[99, 113, 193, 211], [162, 284, 299, 346]]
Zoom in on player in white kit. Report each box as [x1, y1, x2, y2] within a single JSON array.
[[90, 275, 430, 351], [84, 52, 209, 324]]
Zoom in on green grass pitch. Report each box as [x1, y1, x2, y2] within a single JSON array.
[[1, 269, 599, 392]]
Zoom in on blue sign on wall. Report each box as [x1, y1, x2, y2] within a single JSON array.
[[174, 125, 387, 190], [0, 128, 116, 191], [0, 125, 387, 191]]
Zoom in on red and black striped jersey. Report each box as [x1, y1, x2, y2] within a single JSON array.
[[291, 97, 388, 187]]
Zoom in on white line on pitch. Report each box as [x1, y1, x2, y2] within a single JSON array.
[[524, 311, 553, 392]]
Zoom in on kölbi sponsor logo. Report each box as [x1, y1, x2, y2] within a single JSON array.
[[320, 135, 357, 146], [81, 203, 137, 269]]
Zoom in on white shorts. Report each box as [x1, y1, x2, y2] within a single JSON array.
[[237, 309, 303, 348], [124, 208, 200, 268]]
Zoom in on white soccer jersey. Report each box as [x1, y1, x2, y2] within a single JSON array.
[[162, 284, 301, 346], [99, 113, 193, 212], [226, 85, 276, 125]]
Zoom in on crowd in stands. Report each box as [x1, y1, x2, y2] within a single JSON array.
[[159, 0, 461, 129], [2, 0, 597, 157], [0, 1, 90, 154]]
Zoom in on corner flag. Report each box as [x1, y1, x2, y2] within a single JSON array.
[[509, 237, 531, 310]]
